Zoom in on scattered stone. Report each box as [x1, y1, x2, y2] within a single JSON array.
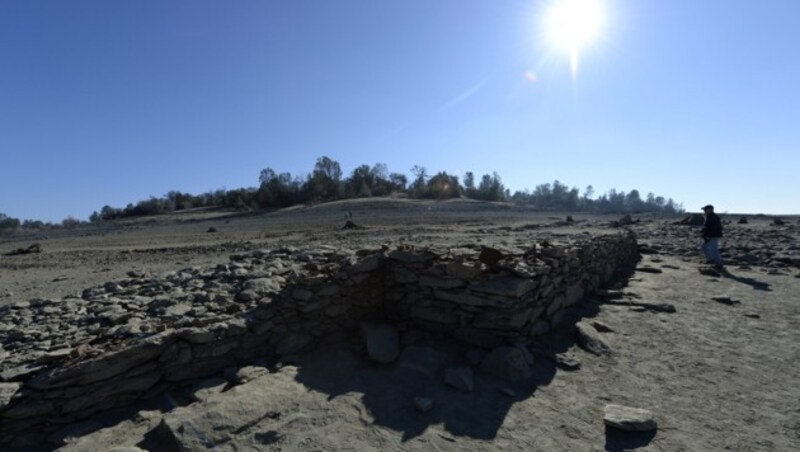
[[674, 214, 704, 226], [478, 247, 504, 266], [444, 366, 474, 392], [737, 216, 748, 224], [206, 227, 218, 233], [555, 353, 581, 371], [635, 266, 663, 274], [412, 396, 434, 413], [603, 404, 658, 432], [360, 323, 399, 364], [480, 346, 533, 382], [772, 218, 785, 226], [712, 296, 740, 306], [575, 322, 612, 355], [744, 313, 761, 319]]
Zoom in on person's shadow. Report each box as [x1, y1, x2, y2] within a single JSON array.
[[719, 268, 771, 291]]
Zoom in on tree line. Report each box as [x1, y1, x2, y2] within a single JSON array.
[[0, 155, 684, 232]]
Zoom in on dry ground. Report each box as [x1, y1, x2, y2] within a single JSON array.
[[1, 199, 798, 451]]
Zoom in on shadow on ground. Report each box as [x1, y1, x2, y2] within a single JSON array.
[[604, 426, 657, 452], [292, 271, 640, 444], [721, 269, 772, 291]]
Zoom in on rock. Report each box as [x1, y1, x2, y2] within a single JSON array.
[[159, 371, 298, 451], [472, 307, 531, 330], [412, 396, 434, 413], [0, 382, 21, 410], [469, 277, 534, 298], [275, 333, 313, 356], [444, 366, 474, 392], [480, 346, 533, 382], [712, 296, 740, 306], [234, 366, 270, 384], [603, 404, 657, 432], [235, 290, 258, 302], [478, 247, 504, 266], [635, 266, 663, 274], [360, 323, 399, 364], [190, 378, 228, 402], [242, 277, 282, 294], [555, 353, 581, 370], [0, 363, 46, 382], [590, 320, 614, 332], [47, 420, 103, 445], [2, 399, 55, 419], [206, 227, 218, 233], [575, 322, 612, 355], [737, 216, 748, 224]]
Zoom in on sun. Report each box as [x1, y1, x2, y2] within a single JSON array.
[[543, 0, 606, 76]]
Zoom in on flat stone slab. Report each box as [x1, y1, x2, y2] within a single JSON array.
[[603, 404, 658, 432]]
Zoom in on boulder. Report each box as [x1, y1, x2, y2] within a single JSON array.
[[360, 323, 399, 364], [575, 322, 612, 355], [603, 404, 657, 432]]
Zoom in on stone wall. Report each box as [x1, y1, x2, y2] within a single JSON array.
[[0, 232, 639, 444]]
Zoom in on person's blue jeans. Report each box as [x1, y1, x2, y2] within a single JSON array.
[[701, 237, 723, 267]]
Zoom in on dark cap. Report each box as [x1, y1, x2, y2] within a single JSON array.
[[701, 204, 714, 210]]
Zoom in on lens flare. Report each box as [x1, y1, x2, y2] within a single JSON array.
[[543, 0, 606, 76]]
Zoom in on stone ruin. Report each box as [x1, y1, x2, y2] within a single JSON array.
[[0, 232, 639, 446]]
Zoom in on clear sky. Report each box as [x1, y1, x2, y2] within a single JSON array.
[[1, 0, 798, 222]]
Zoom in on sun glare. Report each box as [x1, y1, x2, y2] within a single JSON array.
[[544, 0, 606, 76]]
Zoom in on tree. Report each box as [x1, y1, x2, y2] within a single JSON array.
[[427, 172, 460, 199], [410, 165, 428, 198], [309, 156, 343, 201], [389, 173, 407, 191], [0, 213, 20, 231], [463, 171, 476, 198]]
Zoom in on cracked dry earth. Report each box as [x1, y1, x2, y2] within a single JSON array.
[[1, 203, 799, 451]]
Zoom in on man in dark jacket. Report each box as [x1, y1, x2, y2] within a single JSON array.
[[701, 204, 723, 268]]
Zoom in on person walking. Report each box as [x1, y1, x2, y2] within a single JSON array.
[[700, 204, 723, 268]]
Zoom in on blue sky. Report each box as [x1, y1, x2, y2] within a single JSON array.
[[1, 0, 798, 222]]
